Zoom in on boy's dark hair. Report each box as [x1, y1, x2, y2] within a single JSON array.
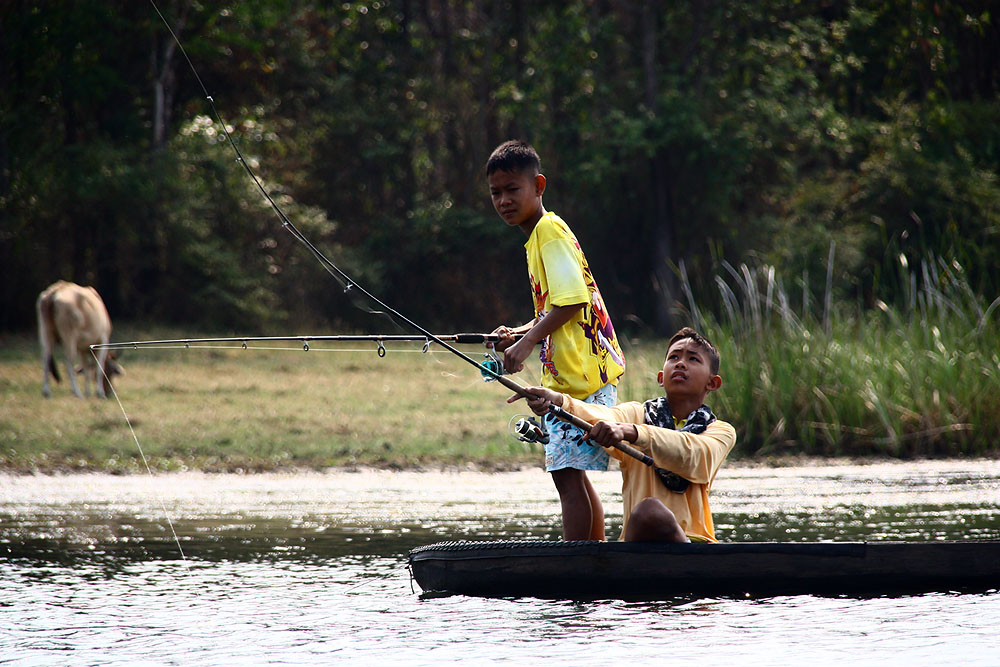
[[486, 140, 541, 176], [667, 327, 721, 375]]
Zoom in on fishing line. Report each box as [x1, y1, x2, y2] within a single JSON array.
[[149, 0, 396, 329], [91, 348, 187, 560]]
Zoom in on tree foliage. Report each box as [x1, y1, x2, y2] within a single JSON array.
[[1, 0, 998, 334]]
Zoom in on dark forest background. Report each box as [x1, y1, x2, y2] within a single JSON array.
[[2, 0, 998, 337]]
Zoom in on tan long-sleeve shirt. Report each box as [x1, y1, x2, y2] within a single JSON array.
[[561, 397, 737, 542]]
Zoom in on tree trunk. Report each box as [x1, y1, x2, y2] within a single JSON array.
[[641, 0, 676, 335], [151, 3, 186, 151]]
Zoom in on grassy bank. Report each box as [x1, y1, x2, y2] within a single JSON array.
[[3, 271, 999, 474], [0, 330, 553, 473]]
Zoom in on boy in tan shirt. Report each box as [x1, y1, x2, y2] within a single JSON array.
[[510, 327, 736, 542]]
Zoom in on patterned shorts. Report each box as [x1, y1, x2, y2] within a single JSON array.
[[543, 384, 617, 472]]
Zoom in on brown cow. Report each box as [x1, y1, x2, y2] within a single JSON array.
[[37, 280, 123, 399]]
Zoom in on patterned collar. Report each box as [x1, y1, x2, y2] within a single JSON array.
[[641, 397, 716, 493]]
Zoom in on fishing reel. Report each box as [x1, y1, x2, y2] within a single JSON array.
[[510, 416, 549, 445], [479, 349, 507, 382]]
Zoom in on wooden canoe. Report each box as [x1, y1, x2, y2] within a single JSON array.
[[408, 539, 1000, 600]]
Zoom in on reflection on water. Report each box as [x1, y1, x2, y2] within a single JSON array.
[[2, 460, 1000, 666], [1, 469, 573, 564], [4, 461, 998, 561], [712, 462, 1000, 542]]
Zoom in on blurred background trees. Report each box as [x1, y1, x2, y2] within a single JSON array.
[[2, 0, 998, 335]]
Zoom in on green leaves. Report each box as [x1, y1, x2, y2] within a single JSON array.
[[2, 0, 998, 335]]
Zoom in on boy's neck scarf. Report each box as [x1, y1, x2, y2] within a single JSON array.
[[641, 397, 716, 493]]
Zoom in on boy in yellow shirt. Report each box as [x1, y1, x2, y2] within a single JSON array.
[[510, 328, 736, 543], [486, 140, 626, 541]]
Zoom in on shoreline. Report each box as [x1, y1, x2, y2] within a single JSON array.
[[3, 453, 997, 477]]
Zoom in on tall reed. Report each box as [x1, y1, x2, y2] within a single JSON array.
[[659, 251, 1000, 458]]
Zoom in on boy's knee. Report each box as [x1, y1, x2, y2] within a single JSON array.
[[551, 468, 587, 497], [550, 467, 585, 489], [625, 498, 687, 542], [631, 497, 670, 524]]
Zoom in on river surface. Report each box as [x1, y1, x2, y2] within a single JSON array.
[[2, 460, 999, 666]]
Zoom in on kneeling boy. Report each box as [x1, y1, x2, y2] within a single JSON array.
[[511, 327, 736, 542]]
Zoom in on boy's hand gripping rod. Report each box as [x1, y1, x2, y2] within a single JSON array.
[[495, 374, 656, 468], [503, 378, 692, 492]]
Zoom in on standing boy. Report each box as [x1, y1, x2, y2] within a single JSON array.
[[486, 140, 626, 541], [511, 328, 736, 543]]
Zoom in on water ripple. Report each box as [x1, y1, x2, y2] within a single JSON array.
[[2, 462, 1000, 665]]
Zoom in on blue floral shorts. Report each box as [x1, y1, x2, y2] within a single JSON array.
[[543, 384, 617, 472]]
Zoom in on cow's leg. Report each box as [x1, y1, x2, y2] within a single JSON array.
[[41, 350, 52, 398], [63, 346, 83, 398], [38, 297, 55, 398], [93, 346, 109, 399], [81, 362, 93, 397]]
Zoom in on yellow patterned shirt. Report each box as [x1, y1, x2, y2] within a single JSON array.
[[524, 212, 625, 398]]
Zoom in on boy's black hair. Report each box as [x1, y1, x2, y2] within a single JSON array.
[[486, 140, 541, 176], [667, 327, 721, 375]]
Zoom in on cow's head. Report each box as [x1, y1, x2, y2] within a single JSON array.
[[100, 353, 124, 395]]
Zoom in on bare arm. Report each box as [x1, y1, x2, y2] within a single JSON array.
[[507, 385, 564, 413], [489, 320, 537, 352], [499, 304, 581, 373]]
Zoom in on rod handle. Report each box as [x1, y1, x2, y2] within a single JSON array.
[[609, 441, 654, 466], [454, 333, 498, 344], [453, 332, 526, 344]]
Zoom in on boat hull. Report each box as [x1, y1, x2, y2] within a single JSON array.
[[408, 539, 1000, 600]]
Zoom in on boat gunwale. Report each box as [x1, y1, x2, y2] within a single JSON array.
[[408, 539, 1000, 600]]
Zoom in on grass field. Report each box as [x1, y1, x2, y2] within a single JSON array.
[[2, 326, 683, 473], [4, 280, 999, 474]]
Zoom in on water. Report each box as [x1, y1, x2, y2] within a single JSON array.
[[2, 460, 999, 666]]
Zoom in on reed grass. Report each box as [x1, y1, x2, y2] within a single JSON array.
[[675, 251, 1000, 458]]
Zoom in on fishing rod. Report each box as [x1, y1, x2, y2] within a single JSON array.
[[94, 330, 655, 468], [93, 332, 518, 376], [94, 333, 516, 352], [91, 333, 508, 350], [146, 1, 669, 478]]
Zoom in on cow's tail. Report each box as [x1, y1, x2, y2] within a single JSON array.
[[36, 290, 60, 383]]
